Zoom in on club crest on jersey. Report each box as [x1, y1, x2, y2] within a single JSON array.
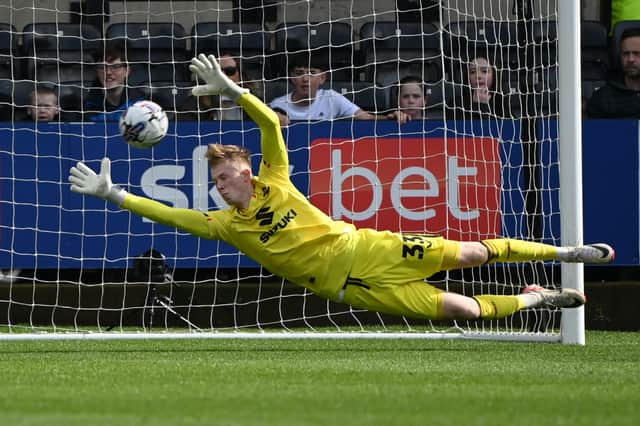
[[259, 209, 297, 243]]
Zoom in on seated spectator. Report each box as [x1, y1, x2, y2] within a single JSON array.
[[387, 76, 427, 124], [178, 52, 255, 121], [269, 54, 377, 125], [447, 56, 505, 120], [26, 85, 60, 122], [587, 28, 640, 118], [84, 41, 144, 122]]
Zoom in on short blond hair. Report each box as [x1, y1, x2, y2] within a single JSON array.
[[205, 144, 251, 167]]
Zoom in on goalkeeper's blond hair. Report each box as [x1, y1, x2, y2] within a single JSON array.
[[205, 144, 251, 168]]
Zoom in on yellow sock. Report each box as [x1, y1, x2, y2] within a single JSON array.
[[481, 239, 558, 264], [473, 295, 525, 320]]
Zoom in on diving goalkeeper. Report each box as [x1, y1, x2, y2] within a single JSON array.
[[68, 54, 615, 321]]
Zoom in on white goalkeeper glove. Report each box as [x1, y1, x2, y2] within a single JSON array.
[[68, 157, 127, 206], [189, 53, 248, 101]]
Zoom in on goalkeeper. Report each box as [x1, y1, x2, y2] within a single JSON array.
[[69, 54, 615, 321]]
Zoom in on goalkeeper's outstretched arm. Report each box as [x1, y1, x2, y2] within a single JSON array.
[[68, 158, 215, 238], [189, 54, 289, 172]]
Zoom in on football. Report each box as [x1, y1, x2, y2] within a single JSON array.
[[119, 100, 169, 148]]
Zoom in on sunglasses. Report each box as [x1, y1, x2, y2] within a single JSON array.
[[222, 66, 238, 76]]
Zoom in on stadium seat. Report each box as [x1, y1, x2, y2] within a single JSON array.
[[528, 20, 557, 68], [0, 79, 35, 109], [444, 20, 520, 86], [582, 21, 610, 81], [582, 79, 606, 103], [141, 80, 192, 114], [191, 22, 269, 81], [105, 22, 189, 84], [0, 23, 19, 80], [610, 20, 640, 70], [272, 21, 355, 80], [263, 78, 290, 104], [424, 81, 461, 119], [358, 21, 441, 86], [0, 79, 86, 121], [21, 22, 101, 83]]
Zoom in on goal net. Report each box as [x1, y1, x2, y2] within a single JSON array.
[[0, 0, 579, 342]]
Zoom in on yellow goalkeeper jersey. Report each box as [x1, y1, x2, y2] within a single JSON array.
[[121, 93, 357, 300]]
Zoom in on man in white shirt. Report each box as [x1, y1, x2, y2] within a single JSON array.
[[270, 57, 377, 125]]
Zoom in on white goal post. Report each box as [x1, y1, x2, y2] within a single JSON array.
[[0, 0, 584, 343]]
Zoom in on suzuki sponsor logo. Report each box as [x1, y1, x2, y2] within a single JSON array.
[[260, 209, 298, 243]]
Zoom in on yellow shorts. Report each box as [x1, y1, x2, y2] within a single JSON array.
[[340, 229, 460, 320]]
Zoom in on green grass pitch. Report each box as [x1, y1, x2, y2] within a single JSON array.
[[0, 331, 638, 426]]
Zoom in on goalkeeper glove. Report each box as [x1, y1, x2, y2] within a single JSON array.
[[189, 53, 248, 101], [69, 157, 127, 206]]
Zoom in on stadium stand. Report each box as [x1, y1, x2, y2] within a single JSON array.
[[582, 20, 610, 81], [263, 78, 290, 104], [0, 79, 34, 110], [142, 80, 192, 115], [0, 78, 85, 121], [21, 22, 101, 84], [321, 80, 389, 113], [105, 22, 189, 85], [191, 22, 269, 82], [358, 21, 441, 86], [581, 21, 610, 105], [0, 23, 19, 80], [272, 21, 355, 80], [444, 20, 519, 68]]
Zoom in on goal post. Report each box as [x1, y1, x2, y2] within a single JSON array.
[[557, 0, 584, 345], [0, 0, 585, 343]]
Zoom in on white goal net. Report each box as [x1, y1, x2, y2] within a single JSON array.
[[0, 0, 580, 342]]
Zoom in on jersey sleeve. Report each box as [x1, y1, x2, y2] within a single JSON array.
[[121, 193, 222, 239], [237, 93, 289, 177]]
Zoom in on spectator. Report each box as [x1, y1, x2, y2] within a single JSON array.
[[26, 85, 60, 122], [178, 52, 256, 121], [386, 76, 427, 124], [84, 41, 144, 122], [448, 56, 504, 120], [269, 54, 377, 125], [587, 28, 640, 118]]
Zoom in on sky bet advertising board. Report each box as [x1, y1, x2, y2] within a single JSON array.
[[1, 119, 634, 269]]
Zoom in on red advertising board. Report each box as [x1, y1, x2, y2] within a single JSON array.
[[309, 137, 501, 240]]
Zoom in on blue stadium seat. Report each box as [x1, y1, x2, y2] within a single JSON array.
[[106, 22, 188, 84], [191, 22, 269, 81], [21, 22, 101, 83], [358, 21, 441, 86]]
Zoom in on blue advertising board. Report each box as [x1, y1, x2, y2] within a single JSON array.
[[0, 119, 631, 269]]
